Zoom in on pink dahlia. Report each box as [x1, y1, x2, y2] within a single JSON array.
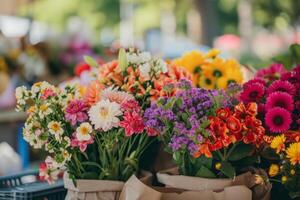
[[267, 80, 296, 96], [120, 111, 145, 136], [65, 100, 89, 125], [265, 107, 292, 133], [255, 63, 287, 81], [71, 133, 94, 152], [265, 91, 294, 111], [240, 83, 265, 103]]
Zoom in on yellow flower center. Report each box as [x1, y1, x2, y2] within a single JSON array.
[[51, 123, 60, 131], [80, 127, 89, 135], [40, 104, 48, 112], [99, 107, 109, 118]]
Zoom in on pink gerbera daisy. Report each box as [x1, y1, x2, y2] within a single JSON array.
[[267, 80, 296, 96], [265, 91, 294, 111], [265, 107, 292, 133], [255, 63, 287, 81], [240, 83, 265, 103], [243, 78, 267, 88]]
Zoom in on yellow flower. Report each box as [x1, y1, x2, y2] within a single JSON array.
[[286, 143, 300, 165], [290, 169, 296, 175], [199, 74, 216, 89], [268, 164, 279, 177], [174, 50, 205, 74], [270, 135, 286, 154], [215, 162, 222, 170], [281, 176, 287, 183], [202, 58, 226, 79], [206, 48, 220, 59]]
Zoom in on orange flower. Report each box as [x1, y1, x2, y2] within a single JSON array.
[[194, 143, 212, 158], [217, 108, 231, 120], [226, 116, 242, 133], [84, 80, 104, 106], [234, 102, 257, 118]]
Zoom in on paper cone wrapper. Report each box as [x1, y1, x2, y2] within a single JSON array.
[[64, 171, 152, 200], [156, 167, 271, 200], [119, 175, 252, 200]]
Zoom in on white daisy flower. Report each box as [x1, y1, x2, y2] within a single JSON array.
[[39, 103, 53, 118], [76, 122, 93, 141], [88, 99, 122, 131], [15, 86, 27, 100], [48, 121, 64, 140]]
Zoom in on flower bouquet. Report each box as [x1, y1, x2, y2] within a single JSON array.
[[15, 80, 154, 199], [239, 63, 300, 199], [173, 49, 244, 89], [144, 79, 270, 199]]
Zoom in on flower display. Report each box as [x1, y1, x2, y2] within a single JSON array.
[[240, 65, 300, 135], [269, 132, 300, 198], [88, 49, 192, 108], [16, 79, 155, 184], [145, 79, 265, 178], [173, 49, 243, 89]]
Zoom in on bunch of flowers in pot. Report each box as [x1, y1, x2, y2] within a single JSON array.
[[144, 79, 270, 199], [173, 49, 244, 89]]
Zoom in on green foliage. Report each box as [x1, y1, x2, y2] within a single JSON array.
[[273, 44, 300, 69]]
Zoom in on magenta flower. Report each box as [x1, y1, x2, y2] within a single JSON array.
[[255, 63, 287, 81], [267, 80, 296, 96], [265, 91, 294, 112], [65, 100, 89, 125], [240, 83, 265, 103], [71, 133, 94, 152], [243, 78, 267, 88], [265, 107, 292, 133]]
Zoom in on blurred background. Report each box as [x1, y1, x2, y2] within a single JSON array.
[[0, 0, 300, 175]]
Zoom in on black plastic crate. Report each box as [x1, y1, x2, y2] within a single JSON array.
[[0, 170, 66, 200]]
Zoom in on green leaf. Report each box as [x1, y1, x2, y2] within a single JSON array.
[[81, 172, 98, 179], [118, 48, 128, 71], [83, 55, 98, 68], [196, 165, 216, 178], [228, 144, 253, 161], [182, 113, 189, 123], [194, 155, 213, 169], [290, 43, 300, 65], [289, 191, 300, 199], [235, 155, 260, 166], [220, 161, 235, 178], [82, 161, 102, 169], [273, 54, 292, 69]]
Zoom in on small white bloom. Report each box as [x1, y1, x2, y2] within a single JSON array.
[[39, 103, 53, 118], [76, 122, 92, 141], [15, 86, 27, 100], [139, 63, 151, 79], [88, 99, 122, 131], [139, 52, 151, 63], [63, 136, 71, 147], [48, 121, 64, 140]]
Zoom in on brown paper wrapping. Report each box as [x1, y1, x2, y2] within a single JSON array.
[[156, 168, 271, 200], [119, 175, 252, 200], [64, 171, 152, 200]]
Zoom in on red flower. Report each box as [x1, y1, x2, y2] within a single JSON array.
[[226, 116, 242, 133], [74, 62, 91, 76], [217, 108, 231, 120], [120, 111, 145, 136], [194, 143, 212, 158], [234, 102, 258, 118]]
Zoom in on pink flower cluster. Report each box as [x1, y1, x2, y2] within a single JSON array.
[[119, 100, 146, 137], [240, 65, 300, 134], [65, 100, 89, 125]]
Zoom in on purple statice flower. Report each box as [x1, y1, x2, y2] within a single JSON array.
[[169, 135, 189, 151], [177, 79, 192, 90], [65, 100, 89, 125]]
